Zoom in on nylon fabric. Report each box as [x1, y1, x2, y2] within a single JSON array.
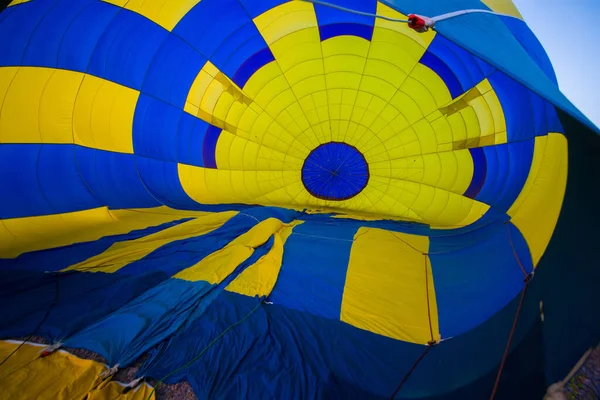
[[0, 340, 155, 400], [0, 0, 595, 399]]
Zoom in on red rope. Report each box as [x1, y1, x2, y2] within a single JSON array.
[[390, 344, 435, 399]]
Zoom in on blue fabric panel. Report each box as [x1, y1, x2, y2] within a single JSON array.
[[429, 220, 533, 338], [501, 17, 558, 84], [138, 291, 418, 399], [474, 145, 500, 205], [176, 112, 208, 167], [381, 0, 597, 131], [65, 237, 274, 366], [64, 278, 214, 366], [36, 145, 103, 214], [135, 156, 200, 209], [0, 269, 544, 399], [0, 0, 56, 65], [57, 1, 120, 72], [474, 56, 496, 78], [430, 208, 510, 243], [21, 0, 95, 69], [0, 144, 55, 219], [545, 102, 564, 133], [0, 269, 168, 341], [238, 0, 287, 18], [202, 126, 221, 169], [488, 72, 536, 141], [141, 34, 206, 108], [490, 71, 565, 141], [268, 219, 354, 320], [211, 22, 268, 80], [173, 0, 250, 59], [426, 35, 493, 94], [132, 94, 181, 162], [87, 10, 168, 90], [139, 286, 543, 399], [319, 23, 373, 41], [75, 147, 161, 209], [0, 4, 16, 25], [301, 142, 369, 200], [419, 51, 463, 99], [232, 46, 275, 88], [464, 147, 487, 199], [314, 0, 376, 26], [300, 212, 431, 236], [117, 207, 298, 277], [0, 218, 192, 272], [476, 140, 534, 212]]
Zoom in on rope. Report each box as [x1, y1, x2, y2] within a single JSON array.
[[145, 300, 263, 400], [490, 222, 534, 400], [388, 255, 436, 399], [431, 9, 522, 23], [239, 212, 261, 223], [389, 344, 435, 399], [505, 223, 529, 278], [300, 0, 410, 23], [489, 279, 530, 400], [300, 0, 522, 33]]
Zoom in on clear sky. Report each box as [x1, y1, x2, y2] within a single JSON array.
[[513, 0, 600, 127]]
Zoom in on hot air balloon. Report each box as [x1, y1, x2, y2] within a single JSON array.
[[0, 0, 598, 398]]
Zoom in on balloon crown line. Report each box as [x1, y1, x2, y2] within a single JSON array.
[[300, 0, 522, 33]]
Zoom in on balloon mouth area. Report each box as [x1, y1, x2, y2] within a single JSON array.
[[301, 142, 370, 201]]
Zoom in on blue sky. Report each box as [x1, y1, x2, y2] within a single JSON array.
[[513, 0, 600, 127]]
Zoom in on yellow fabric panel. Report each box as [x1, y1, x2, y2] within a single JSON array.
[[73, 74, 138, 153], [0, 340, 105, 400], [0, 67, 83, 144], [254, 1, 316, 45], [430, 198, 491, 230], [88, 381, 155, 400], [63, 211, 236, 273], [0, 206, 216, 258], [179, 147, 484, 227], [243, 61, 284, 99], [387, 90, 423, 125], [215, 131, 304, 172], [256, 4, 333, 143], [179, 164, 300, 205], [0, 340, 156, 400], [508, 133, 568, 266], [103, 0, 200, 31], [7, 0, 30, 6], [185, 61, 309, 162], [371, 149, 474, 196], [481, 0, 522, 18], [186, 61, 252, 130], [341, 228, 439, 344], [186, 62, 217, 110], [181, 151, 486, 226], [0, 67, 18, 108], [226, 221, 303, 297], [382, 178, 488, 226], [175, 218, 289, 283], [436, 79, 507, 149], [406, 64, 453, 112]]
